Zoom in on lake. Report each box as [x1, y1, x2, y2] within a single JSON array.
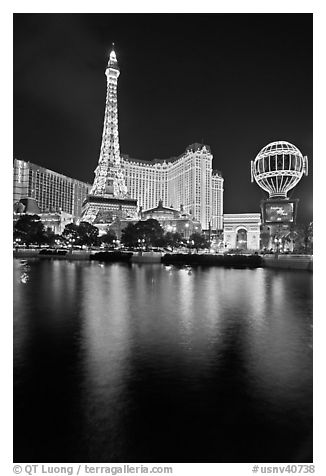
[[13, 259, 313, 463]]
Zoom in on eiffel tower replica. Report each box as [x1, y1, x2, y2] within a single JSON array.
[[81, 45, 137, 226]]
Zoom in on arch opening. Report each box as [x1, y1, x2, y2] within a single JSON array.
[[236, 228, 247, 250]]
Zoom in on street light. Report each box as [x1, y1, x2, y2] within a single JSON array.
[[69, 237, 75, 252], [14, 237, 21, 250], [185, 222, 189, 239], [274, 236, 282, 254], [137, 238, 145, 250]]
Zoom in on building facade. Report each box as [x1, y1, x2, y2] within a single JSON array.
[[13, 158, 91, 220], [141, 200, 202, 238], [122, 143, 224, 231], [13, 197, 74, 235], [223, 213, 261, 251]]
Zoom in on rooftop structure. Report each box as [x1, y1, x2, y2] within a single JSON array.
[[251, 140, 308, 199]]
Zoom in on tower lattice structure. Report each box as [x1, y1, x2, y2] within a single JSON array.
[[81, 46, 133, 224]]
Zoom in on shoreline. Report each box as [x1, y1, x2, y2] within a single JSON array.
[[13, 249, 313, 271]]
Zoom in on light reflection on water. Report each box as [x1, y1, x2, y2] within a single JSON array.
[[13, 260, 313, 463]]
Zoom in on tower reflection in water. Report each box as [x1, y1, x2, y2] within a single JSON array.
[[13, 260, 312, 462]]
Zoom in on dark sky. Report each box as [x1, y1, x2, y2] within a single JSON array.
[[13, 13, 313, 222]]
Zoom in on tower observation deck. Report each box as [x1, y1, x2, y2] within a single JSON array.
[[81, 46, 137, 225]]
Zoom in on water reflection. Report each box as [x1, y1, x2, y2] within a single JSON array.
[[244, 271, 313, 403], [13, 260, 313, 463], [178, 268, 195, 348], [78, 264, 133, 459]]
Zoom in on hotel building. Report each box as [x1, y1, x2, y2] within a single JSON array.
[[13, 150, 223, 231], [122, 143, 224, 231], [81, 47, 224, 231], [13, 158, 92, 220], [13, 47, 224, 232]]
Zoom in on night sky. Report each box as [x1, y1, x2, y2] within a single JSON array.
[[13, 13, 313, 222]]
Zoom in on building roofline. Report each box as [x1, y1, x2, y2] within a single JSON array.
[[14, 158, 93, 187], [121, 143, 213, 166], [223, 213, 261, 219]]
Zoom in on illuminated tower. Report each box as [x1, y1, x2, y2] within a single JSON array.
[[81, 45, 137, 224], [251, 140, 309, 251]]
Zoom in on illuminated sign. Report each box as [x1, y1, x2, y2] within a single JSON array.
[[263, 201, 295, 223]]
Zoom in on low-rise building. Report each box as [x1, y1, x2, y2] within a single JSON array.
[[13, 197, 74, 235], [141, 200, 202, 238], [223, 213, 261, 251]]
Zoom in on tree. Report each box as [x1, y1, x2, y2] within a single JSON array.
[[62, 222, 100, 247], [99, 230, 117, 247], [164, 231, 183, 251], [133, 219, 164, 248], [121, 219, 164, 248], [62, 223, 80, 244], [189, 232, 209, 251], [78, 221, 99, 247], [293, 222, 313, 254], [121, 223, 138, 248], [260, 225, 271, 250], [14, 214, 47, 245], [45, 231, 60, 247]]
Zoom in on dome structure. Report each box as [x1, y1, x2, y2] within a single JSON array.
[[251, 141, 308, 198]]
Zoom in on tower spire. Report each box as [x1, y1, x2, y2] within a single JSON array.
[[108, 43, 119, 71], [90, 45, 126, 199], [80, 46, 136, 224]]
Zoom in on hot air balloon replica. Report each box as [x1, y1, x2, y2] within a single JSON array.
[[251, 141, 308, 251]]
